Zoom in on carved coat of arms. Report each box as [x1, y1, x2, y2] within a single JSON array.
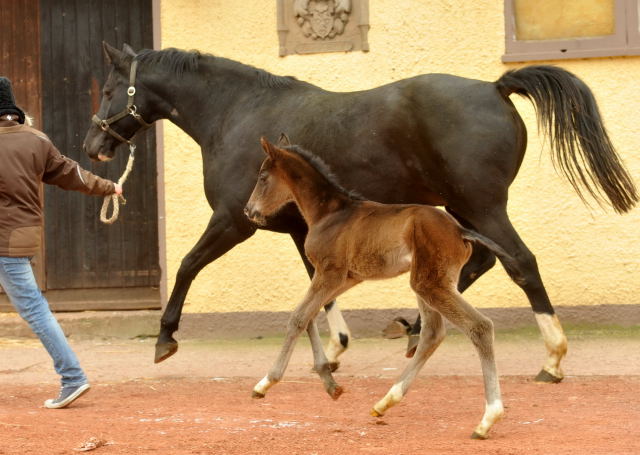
[[294, 0, 351, 39]]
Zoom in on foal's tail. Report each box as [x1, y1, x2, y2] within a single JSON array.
[[495, 66, 638, 214], [460, 228, 523, 284]]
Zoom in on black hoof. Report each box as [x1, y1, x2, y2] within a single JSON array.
[[252, 390, 265, 399], [328, 362, 340, 372], [154, 341, 178, 363], [534, 369, 563, 384], [471, 431, 488, 440], [405, 334, 419, 358], [382, 317, 411, 339]]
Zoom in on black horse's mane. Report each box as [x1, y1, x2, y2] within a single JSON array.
[[283, 145, 366, 201], [136, 48, 297, 88]]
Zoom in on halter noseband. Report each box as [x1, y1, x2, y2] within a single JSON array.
[[92, 58, 152, 147]]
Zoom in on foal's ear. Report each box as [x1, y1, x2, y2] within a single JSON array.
[[277, 133, 291, 146], [122, 43, 138, 58], [103, 41, 124, 65], [260, 136, 280, 159]]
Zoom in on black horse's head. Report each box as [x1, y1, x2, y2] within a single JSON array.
[[84, 42, 155, 162]]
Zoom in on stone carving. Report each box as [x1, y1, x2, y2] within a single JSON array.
[[294, 0, 351, 40]]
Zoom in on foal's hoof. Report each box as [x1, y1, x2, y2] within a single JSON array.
[[405, 334, 420, 358], [328, 362, 340, 373], [328, 385, 344, 400], [252, 390, 266, 399], [154, 341, 178, 364], [471, 431, 488, 440], [370, 408, 383, 418], [534, 369, 563, 384]]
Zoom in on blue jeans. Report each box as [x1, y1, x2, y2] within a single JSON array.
[[0, 256, 87, 387]]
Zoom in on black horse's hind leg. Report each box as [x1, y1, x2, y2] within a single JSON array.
[[290, 228, 350, 371], [155, 211, 256, 363], [460, 206, 567, 383], [405, 209, 497, 358]]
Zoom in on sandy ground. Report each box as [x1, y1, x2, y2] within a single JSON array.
[[1, 326, 639, 454]]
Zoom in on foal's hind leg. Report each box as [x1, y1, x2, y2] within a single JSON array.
[[420, 287, 503, 439], [405, 238, 496, 357], [372, 301, 446, 416], [291, 230, 350, 371]]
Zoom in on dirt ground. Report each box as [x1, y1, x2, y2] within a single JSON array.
[[1, 326, 639, 455]]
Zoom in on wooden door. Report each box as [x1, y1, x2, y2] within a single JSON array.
[[39, 0, 160, 298], [0, 0, 46, 301]]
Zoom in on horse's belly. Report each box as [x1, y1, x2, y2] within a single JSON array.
[[348, 245, 412, 281]]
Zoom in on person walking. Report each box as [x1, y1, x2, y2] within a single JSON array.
[[0, 76, 122, 409]]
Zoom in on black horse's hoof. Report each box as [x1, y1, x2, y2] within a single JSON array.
[[405, 334, 419, 358], [534, 369, 563, 384], [382, 317, 411, 339], [154, 341, 178, 363]]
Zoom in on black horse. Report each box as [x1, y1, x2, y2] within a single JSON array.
[[84, 43, 637, 383]]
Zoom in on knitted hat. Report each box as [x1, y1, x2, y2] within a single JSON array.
[[0, 77, 26, 124]]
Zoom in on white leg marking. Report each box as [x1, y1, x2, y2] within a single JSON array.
[[474, 400, 505, 438], [372, 382, 404, 416], [535, 313, 568, 379], [253, 375, 273, 396], [325, 305, 351, 364]]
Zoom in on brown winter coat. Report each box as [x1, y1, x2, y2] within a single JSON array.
[[0, 120, 115, 257]]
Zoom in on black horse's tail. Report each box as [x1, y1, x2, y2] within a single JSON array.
[[495, 65, 638, 214], [460, 228, 523, 284]]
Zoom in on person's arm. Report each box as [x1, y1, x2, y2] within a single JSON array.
[[43, 143, 118, 196]]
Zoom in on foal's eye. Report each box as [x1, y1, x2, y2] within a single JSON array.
[[259, 172, 268, 182]]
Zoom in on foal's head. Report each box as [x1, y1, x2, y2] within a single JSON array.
[[244, 137, 294, 226]]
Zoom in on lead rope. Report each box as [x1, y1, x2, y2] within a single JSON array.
[[100, 143, 136, 224]]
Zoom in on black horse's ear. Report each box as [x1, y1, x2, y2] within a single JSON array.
[[122, 43, 137, 57], [103, 41, 124, 65], [277, 133, 291, 146]]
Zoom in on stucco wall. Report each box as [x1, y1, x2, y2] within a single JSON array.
[[158, 0, 639, 314]]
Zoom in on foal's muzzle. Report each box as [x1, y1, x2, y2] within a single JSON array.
[[243, 205, 266, 226]]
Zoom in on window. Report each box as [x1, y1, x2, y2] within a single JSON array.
[[503, 0, 640, 62]]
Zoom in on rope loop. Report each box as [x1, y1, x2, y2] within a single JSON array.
[[100, 143, 136, 224]]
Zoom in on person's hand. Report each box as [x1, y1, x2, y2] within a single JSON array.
[[114, 183, 123, 195]]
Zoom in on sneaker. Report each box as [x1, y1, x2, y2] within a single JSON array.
[[44, 383, 91, 409]]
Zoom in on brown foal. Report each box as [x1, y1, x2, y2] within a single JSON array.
[[244, 137, 519, 439]]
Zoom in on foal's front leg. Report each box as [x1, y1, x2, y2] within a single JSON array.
[[253, 274, 353, 399]]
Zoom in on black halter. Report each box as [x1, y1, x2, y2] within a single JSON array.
[[92, 59, 152, 146]]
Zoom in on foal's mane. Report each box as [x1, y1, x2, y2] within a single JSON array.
[[136, 48, 297, 88], [283, 145, 365, 201]]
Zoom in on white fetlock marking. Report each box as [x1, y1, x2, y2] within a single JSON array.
[[326, 308, 351, 363], [254, 375, 273, 396], [535, 313, 568, 378], [373, 382, 404, 416], [474, 400, 504, 438]]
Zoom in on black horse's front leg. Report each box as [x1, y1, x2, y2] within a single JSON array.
[[155, 212, 256, 363]]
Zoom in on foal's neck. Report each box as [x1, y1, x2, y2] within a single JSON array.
[[282, 158, 352, 226]]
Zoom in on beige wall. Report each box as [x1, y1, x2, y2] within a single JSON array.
[[158, 0, 640, 314]]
